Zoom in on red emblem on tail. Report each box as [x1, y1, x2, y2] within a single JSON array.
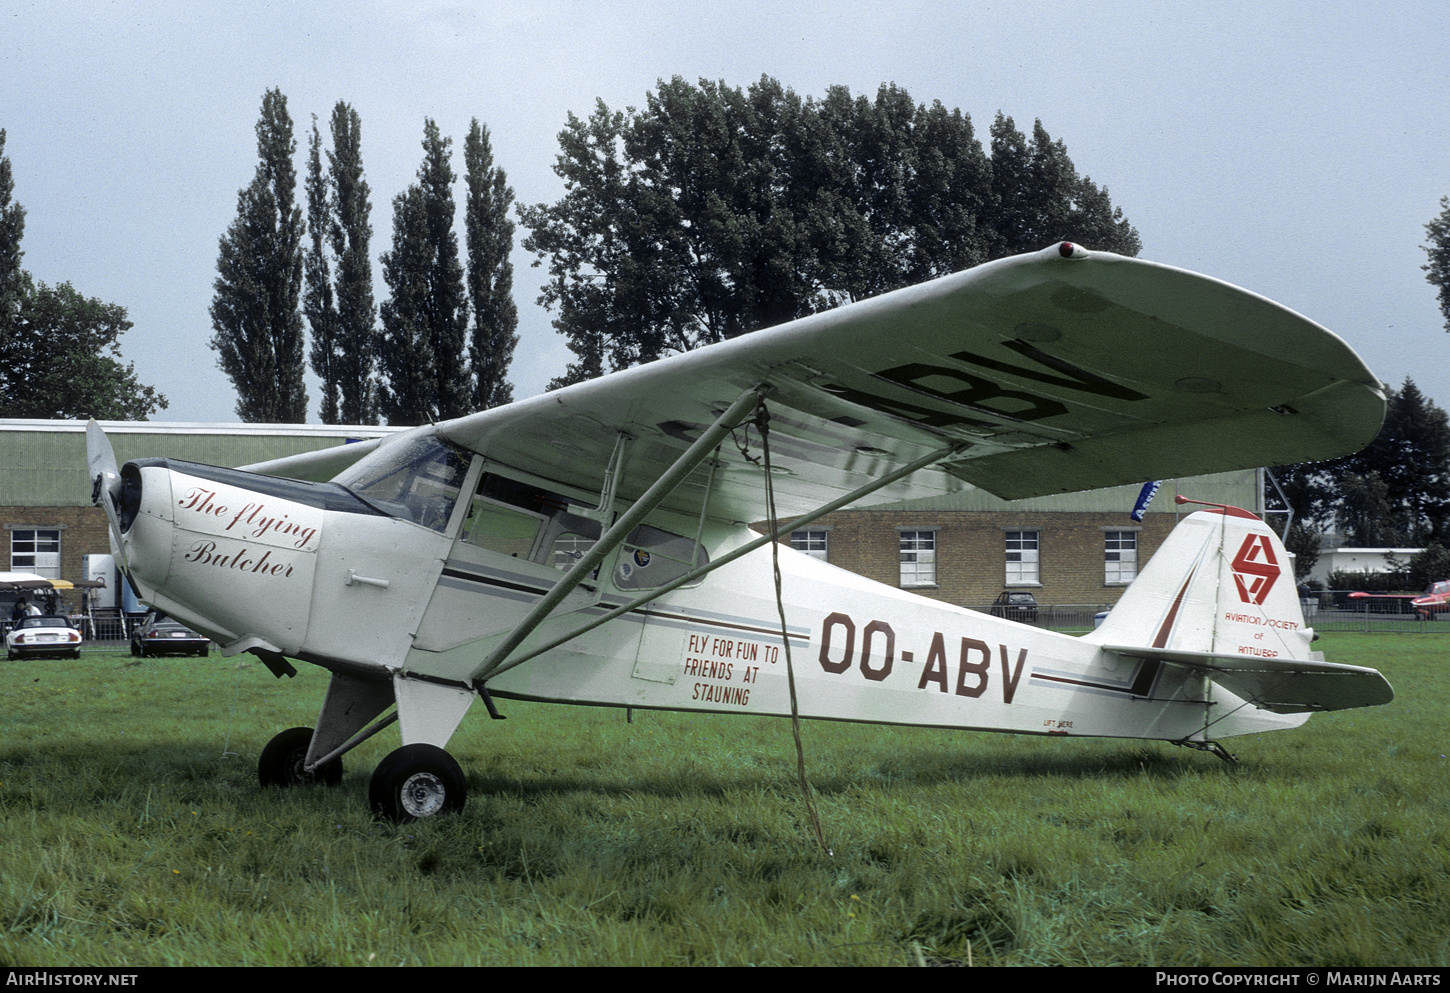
[[1231, 534, 1280, 605]]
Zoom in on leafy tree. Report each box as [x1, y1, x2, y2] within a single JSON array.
[[989, 114, 1141, 258], [210, 88, 308, 422], [1334, 471, 1404, 546], [2, 277, 167, 418], [378, 119, 469, 425], [463, 118, 518, 409], [1275, 378, 1450, 559], [305, 102, 378, 425], [1409, 543, 1450, 591], [0, 130, 165, 419], [521, 77, 1141, 388], [1332, 379, 1450, 544], [1264, 461, 1341, 572], [1424, 196, 1450, 333]]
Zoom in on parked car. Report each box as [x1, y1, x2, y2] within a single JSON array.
[[130, 612, 211, 658], [6, 615, 83, 659], [990, 591, 1039, 624]]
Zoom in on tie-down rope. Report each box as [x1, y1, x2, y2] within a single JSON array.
[[748, 399, 832, 856]]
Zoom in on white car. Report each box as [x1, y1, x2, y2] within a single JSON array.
[[6, 615, 83, 660]]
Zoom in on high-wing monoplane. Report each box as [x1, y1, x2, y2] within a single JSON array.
[[87, 244, 1394, 821], [1348, 580, 1450, 619]]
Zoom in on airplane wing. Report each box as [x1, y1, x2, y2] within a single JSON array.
[[418, 243, 1382, 522], [239, 436, 387, 482]]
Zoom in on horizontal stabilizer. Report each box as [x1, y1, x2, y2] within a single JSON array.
[[1103, 644, 1394, 713]]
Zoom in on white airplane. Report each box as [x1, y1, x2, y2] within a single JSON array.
[[87, 243, 1393, 821]]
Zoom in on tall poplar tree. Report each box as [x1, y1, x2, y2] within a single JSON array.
[[303, 116, 341, 422], [328, 102, 378, 425], [0, 130, 23, 327], [210, 88, 308, 422], [305, 102, 378, 425], [378, 119, 468, 425], [464, 118, 518, 409], [1424, 196, 1450, 334]]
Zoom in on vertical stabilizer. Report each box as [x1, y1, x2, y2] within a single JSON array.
[[1084, 500, 1314, 663]]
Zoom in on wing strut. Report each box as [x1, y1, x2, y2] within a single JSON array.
[[475, 434, 970, 684], [470, 386, 768, 684]]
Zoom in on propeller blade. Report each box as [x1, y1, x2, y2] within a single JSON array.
[[86, 419, 119, 492], [85, 420, 129, 569]]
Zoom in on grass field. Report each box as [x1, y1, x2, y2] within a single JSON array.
[[1, 633, 1446, 966]]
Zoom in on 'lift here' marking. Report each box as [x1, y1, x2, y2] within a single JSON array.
[[817, 612, 1027, 705]]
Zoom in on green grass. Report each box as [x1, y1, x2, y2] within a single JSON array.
[[2, 633, 1447, 966]]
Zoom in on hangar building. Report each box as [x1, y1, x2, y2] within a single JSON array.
[[1, 418, 1260, 619]]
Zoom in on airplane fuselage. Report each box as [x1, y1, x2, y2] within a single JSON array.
[[110, 446, 1302, 756]]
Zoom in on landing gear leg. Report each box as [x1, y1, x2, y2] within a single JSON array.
[[1172, 738, 1239, 764], [369, 743, 467, 822]]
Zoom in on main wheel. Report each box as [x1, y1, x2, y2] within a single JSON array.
[[258, 726, 343, 788], [369, 744, 466, 822]]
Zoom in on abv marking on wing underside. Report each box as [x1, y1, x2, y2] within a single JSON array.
[[823, 338, 1149, 432]]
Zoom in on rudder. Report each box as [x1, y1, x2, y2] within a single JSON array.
[[1084, 499, 1315, 662]]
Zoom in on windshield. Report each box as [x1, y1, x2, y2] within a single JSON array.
[[332, 435, 472, 533]]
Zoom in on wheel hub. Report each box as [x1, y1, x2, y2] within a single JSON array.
[[400, 771, 447, 818]]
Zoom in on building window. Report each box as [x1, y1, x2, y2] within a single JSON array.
[[12, 528, 61, 579], [791, 530, 828, 561], [899, 530, 936, 587], [1005, 530, 1039, 585], [1104, 530, 1138, 584]]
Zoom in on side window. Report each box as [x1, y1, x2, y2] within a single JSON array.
[[11, 528, 61, 578], [1005, 530, 1040, 585], [791, 529, 828, 561], [1104, 530, 1138, 584], [899, 530, 936, 587], [614, 524, 707, 591], [462, 474, 602, 569]]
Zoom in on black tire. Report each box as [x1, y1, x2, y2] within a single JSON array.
[[369, 744, 466, 822], [258, 726, 343, 788]]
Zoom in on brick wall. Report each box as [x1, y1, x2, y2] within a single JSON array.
[[1, 505, 112, 600], [786, 509, 1179, 608]]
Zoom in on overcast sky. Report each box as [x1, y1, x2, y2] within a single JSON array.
[[4, 0, 1447, 424]]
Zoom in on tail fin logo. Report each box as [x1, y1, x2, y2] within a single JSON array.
[[1231, 533, 1280, 605]]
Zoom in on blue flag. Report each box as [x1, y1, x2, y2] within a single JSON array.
[[1130, 481, 1161, 522]]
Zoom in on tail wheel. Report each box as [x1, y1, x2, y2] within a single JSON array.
[[258, 726, 343, 788], [369, 744, 466, 822]]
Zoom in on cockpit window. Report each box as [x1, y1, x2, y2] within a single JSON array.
[[462, 473, 602, 569], [333, 436, 471, 533]]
